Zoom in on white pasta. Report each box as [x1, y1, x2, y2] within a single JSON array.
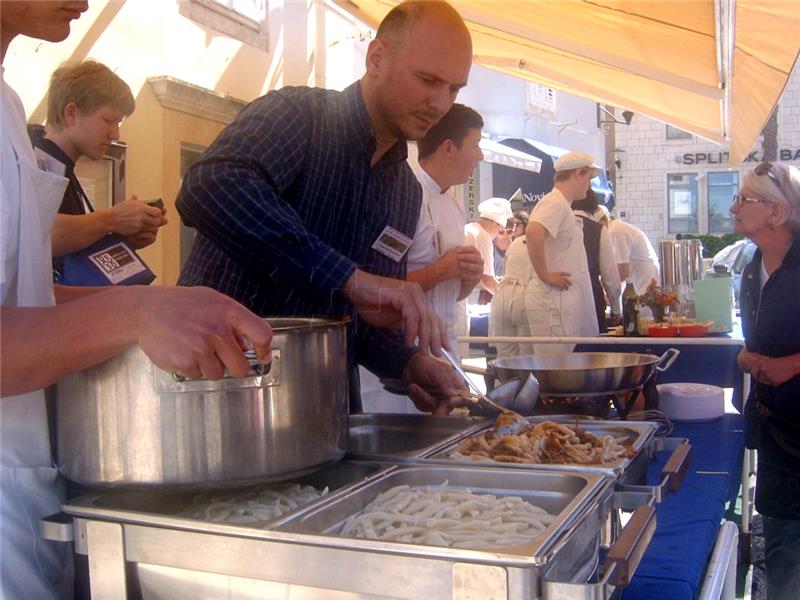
[[179, 483, 328, 526], [339, 482, 554, 550]]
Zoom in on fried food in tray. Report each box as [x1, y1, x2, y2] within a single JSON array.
[[449, 417, 635, 466]]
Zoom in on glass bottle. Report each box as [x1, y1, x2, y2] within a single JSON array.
[[622, 280, 640, 336]]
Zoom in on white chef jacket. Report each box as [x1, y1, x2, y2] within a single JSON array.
[[407, 164, 466, 350], [609, 219, 660, 295], [524, 189, 598, 354], [490, 236, 534, 357], [1, 69, 71, 599], [574, 209, 622, 316], [464, 221, 495, 282]]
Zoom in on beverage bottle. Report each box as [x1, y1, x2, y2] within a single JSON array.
[[622, 280, 640, 336]]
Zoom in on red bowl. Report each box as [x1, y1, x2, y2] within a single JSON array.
[[678, 324, 709, 337], [649, 325, 678, 337]]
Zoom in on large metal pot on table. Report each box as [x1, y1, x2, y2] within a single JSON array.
[[55, 317, 349, 489]]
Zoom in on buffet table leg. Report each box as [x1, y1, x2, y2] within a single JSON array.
[[87, 521, 127, 599]]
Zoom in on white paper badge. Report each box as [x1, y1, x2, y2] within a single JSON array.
[[88, 243, 148, 284], [371, 225, 412, 262]]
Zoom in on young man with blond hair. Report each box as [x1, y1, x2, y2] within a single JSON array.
[[32, 59, 165, 261]]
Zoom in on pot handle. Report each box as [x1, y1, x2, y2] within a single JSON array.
[[40, 512, 74, 543], [172, 349, 277, 383], [661, 441, 693, 493], [655, 347, 680, 372], [602, 505, 657, 587]]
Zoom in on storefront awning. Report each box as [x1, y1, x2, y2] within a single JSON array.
[[480, 138, 542, 173], [334, 0, 800, 165]]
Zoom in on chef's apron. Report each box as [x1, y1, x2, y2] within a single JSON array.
[[1, 96, 71, 599], [524, 217, 598, 355]]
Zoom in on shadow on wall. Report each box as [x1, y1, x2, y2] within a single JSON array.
[[29, 0, 128, 124]]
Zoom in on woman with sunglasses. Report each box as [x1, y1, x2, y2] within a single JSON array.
[[734, 161, 800, 600]]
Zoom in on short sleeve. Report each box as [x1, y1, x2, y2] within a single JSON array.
[[532, 196, 569, 239]]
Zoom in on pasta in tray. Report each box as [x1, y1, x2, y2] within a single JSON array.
[[449, 419, 635, 466], [339, 482, 554, 550], [179, 483, 328, 526]]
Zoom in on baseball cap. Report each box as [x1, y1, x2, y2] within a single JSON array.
[[478, 197, 513, 226], [554, 151, 601, 177]]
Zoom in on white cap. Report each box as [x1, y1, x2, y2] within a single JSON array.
[[554, 151, 601, 177], [592, 204, 610, 222], [478, 197, 513, 226]]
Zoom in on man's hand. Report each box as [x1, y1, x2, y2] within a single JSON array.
[[342, 269, 447, 355], [542, 271, 571, 290], [750, 354, 800, 388], [125, 230, 158, 249], [448, 245, 484, 283], [136, 286, 273, 380], [110, 195, 167, 236], [402, 353, 466, 414]]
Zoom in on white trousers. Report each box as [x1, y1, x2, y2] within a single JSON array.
[[523, 282, 575, 355], [489, 279, 534, 357]]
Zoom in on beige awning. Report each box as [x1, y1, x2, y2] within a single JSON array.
[[480, 138, 542, 172], [334, 0, 800, 165]]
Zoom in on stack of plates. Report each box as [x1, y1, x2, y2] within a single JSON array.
[[657, 383, 724, 422]]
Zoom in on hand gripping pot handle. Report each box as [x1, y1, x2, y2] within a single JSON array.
[[171, 349, 275, 382], [655, 348, 680, 372]]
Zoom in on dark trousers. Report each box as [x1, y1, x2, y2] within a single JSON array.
[[763, 516, 800, 600]]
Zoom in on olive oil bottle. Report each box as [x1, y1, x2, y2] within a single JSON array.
[[622, 280, 640, 336]]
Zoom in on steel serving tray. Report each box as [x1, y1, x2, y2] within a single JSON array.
[[347, 413, 490, 461], [61, 460, 391, 532], [424, 418, 656, 482]]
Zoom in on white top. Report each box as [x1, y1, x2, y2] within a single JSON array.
[[530, 189, 579, 273], [609, 219, 660, 294], [1, 67, 71, 599], [464, 221, 495, 283], [407, 164, 465, 341], [503, 236, 534, 283], [528, 189, 598, 337]]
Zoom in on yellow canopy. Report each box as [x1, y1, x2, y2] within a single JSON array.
[[334, 0, 800, 165]]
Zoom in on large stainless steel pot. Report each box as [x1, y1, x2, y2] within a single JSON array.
[[490, 349, 679, 396], [55, 317, 349, 488]]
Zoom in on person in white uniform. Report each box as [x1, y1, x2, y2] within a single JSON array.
[[490, 235, 535, 357], [524, 152, 600, 355], [464, 197, 513, 298], [1, 4, 272, 597], [359, 104, 484, 412], [608, 217, 660, 295]]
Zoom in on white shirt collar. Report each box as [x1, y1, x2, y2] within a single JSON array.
[[413, 163, 445, 197]]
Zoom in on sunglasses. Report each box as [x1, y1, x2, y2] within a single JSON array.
[[732, 193, 769, 207], [754, 160, 788, 197]]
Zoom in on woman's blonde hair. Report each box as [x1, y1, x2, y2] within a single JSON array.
[[47, 60, 135, 129], [743, 161, 800, 230]]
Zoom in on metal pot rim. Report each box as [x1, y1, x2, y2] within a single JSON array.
[[267, 317, 350, 332]]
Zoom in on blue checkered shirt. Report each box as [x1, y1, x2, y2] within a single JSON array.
[[177, 82, 421, 379]]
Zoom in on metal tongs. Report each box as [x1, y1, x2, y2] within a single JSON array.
[[440, 348, 529, 435]]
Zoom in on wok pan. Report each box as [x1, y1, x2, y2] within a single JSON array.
[[489, 349, 679, 397]]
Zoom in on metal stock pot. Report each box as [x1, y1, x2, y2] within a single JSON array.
[[55, 318, 349, 489]]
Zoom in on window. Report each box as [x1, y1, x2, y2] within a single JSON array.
[[667, 173, 698, 234], [707, 171, 738, 233], [666, 125, 692, 140]]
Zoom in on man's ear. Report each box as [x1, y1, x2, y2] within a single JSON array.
[[365, 39, 389, 77], [62, 102, 80, 127], [440, 139, 456, 157]]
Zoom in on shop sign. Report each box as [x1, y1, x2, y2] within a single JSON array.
[[680, 148, 800, 165]]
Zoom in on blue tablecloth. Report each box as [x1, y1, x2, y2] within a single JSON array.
[[622, 414, 745, 599]]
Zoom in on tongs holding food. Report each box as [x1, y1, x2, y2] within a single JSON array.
[[439, 348, 529, 436]]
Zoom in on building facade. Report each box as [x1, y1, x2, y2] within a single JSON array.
[[610, 62, 800, 246]]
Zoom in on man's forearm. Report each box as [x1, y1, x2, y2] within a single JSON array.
[[618, 263, 631, 282], [480, 275, 498, 295], [407, 260, 450, 292], [1, 288, 145, 396], [51, 212, 113, 257]]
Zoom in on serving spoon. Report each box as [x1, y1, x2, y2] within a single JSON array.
[[439, 348, 529, 435]]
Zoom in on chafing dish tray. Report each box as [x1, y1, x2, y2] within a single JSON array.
[[56, 460, 390, 533], [347, 413, 489, 461], [424, 418, 691, 499]]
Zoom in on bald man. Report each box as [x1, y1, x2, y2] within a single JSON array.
[[177, 1, 474, 414]]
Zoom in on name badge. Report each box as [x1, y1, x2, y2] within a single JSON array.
[[88, 243, 149, 284], [371, 225, 412, 262]]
